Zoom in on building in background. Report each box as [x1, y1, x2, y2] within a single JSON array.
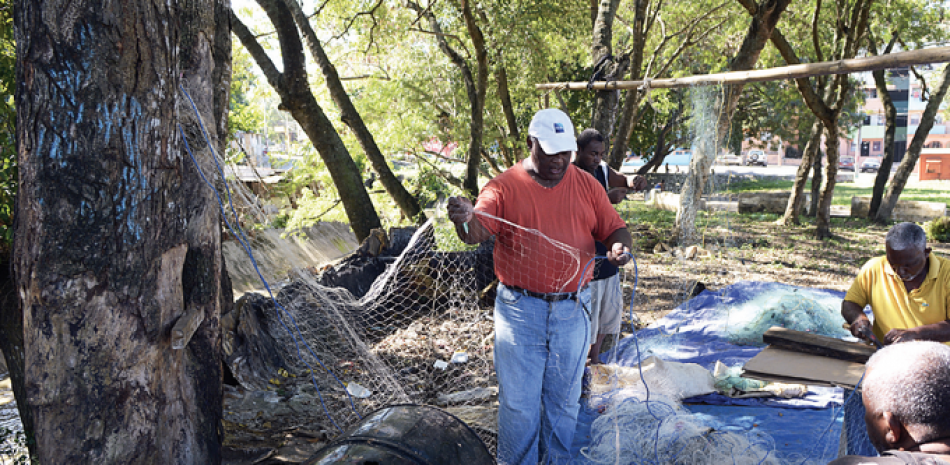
[[841, 67, 950, 179]]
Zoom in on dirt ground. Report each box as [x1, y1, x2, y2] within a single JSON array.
[[624, 219, 950, 328]]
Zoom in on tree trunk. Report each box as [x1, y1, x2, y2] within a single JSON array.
[[816, 122, 840, 238], [495, 62, 521, 167], [460, 0, 489, 197], [480, 12, 522, 169], [14, 0, 228, 462], [673, 0, 791, 245], [808, 149, 823, 216], [876, 63, 950, 222], [590, 0, 625, 144], [867, 37, 899, 219], [779, 120, 822, 225], [282, 0, 423, 222], [232, 1, 381, 241], [606, 0, 648, 168], [0, 257, 34, 459]]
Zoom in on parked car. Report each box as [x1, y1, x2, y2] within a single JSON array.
[[717, 153, 742, 165], [745, 150, 767, 166], [860, 158, 881, 173], [839, 157, 855, 172]]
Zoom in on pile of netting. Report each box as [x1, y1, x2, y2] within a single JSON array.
[[722, 287, 851, 346]]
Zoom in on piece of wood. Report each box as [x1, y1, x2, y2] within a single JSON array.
[[762, 326, 876, 364], [536, 46, 950, 90], [851, 196, 946, 223], [171, 307, 205, 350], [743, 346, 866, 389], [737, 191, 810, 214]]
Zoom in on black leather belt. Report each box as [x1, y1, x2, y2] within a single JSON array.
[[504, 284, 586, 302]]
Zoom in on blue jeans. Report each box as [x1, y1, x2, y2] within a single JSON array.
[[494, 284, 591, 465]]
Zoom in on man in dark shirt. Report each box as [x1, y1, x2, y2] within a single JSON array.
[[572, 128, 646, 363]]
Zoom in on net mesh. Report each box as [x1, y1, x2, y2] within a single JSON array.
[[582, 395, 793, 465]]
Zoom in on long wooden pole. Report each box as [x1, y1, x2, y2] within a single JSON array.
[[536, 46, 950, 91]]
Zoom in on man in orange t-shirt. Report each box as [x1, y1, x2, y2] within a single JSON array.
[[447, 109, 632, 465]]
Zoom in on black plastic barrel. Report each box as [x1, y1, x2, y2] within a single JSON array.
[[303, 404, 494, 465]]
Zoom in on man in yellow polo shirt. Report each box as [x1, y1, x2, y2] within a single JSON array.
[[842, 221, 950, 346], [839, 222, 950, 457]]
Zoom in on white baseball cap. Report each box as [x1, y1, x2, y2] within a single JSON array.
[[528, 108, 577, 155]]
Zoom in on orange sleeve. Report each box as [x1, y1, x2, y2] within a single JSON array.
[[474, 178, 504, 236]]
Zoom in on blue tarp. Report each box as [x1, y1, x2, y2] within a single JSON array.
[[570, 281, 854, 464]]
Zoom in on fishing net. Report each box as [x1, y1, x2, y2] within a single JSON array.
[[209, 84, 849, 464], [724, 290, 851, 346], [581, 394, 814, 465]]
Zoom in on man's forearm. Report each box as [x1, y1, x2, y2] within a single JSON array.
[[455, 216, 492, 244], [904, 320, 950, 343], [604, 227, 633, 251], [841, 300, 869, 324]]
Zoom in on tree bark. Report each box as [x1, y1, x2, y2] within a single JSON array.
[[815, 122, 839, 236], [232, 1, 381, 241], [673, 0, 791, 245], [14, 0, 228, 462], [808, 147, 823, 216], [460, 0, 489, 196], [281, 0, 423, 222], [476, 7, 522, 169], [876, 63, 950, 222], [779, 120, 822, 225], [867, 70, 897, 218]]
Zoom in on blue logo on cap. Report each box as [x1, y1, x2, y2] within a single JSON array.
[[554, 123, 564, 133]]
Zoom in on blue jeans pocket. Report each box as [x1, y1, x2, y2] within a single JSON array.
[[498, 284, 523, 306]]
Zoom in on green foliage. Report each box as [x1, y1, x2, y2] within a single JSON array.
[[925, 217, 950, 243], [0, 0, 15, 255], [228, 42, 265, 136]]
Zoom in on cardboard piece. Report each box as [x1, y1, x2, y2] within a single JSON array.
[[743, 346, 866, 389]]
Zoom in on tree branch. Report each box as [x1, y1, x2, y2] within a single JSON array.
[[230, 10, 284, 89], [811, 0, 823, 63], [736, 0, 833, 125], [328, 0, 384, 54]]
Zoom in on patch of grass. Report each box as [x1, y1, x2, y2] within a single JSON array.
[[719, 178, 793, 193], [713, 177, 950, 208]]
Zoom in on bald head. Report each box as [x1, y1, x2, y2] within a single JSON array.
[[863, 341, 950, 444]]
